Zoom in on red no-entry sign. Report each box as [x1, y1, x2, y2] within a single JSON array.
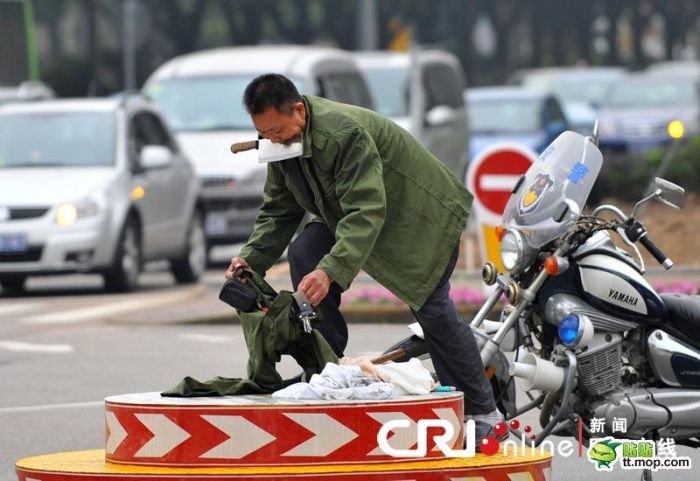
[[467, 144, 537, 217]]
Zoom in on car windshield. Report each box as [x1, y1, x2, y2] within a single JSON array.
[[549, 76, 619, 105], [469, 97, 541, 135], [144, 74, 305, 132], [605, 77, 698, 109], [0, 111, 115, 168], [524, 72, 622, 105], [360, 67, 409, 117]]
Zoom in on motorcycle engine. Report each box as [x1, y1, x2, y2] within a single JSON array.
[[545, 293, 634, 395]]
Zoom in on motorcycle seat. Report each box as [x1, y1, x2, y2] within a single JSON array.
[[660, 293, 700, 336]]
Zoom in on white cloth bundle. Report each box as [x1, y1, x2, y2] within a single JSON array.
[[272, 358, 434, 400]]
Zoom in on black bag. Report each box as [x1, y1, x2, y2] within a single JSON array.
[[218, 277, 258, 312]]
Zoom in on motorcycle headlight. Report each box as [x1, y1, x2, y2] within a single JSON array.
[[500, 229, 526, 271], [55, 192, 107, 225], [557, 313, 594, 348]]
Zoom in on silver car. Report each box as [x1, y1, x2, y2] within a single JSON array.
[[597, 72, 700, 154], [0, 95, 206, 293]]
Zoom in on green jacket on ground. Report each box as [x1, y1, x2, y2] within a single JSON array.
[[240, 95, 472, 310], [162, 269, 338, 397]]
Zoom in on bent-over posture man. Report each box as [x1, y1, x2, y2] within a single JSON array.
[[226, 73, 504, 443]]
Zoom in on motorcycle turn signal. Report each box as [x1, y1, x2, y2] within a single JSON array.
[[544, 256, 570, 275]]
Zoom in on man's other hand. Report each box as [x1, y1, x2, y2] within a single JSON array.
[[225, 256, 250, 282], [299, 269, 332, 306]]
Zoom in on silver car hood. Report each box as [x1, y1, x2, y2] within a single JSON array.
[[0, 168, 116, 206]]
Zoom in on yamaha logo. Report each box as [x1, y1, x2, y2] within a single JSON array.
[[0, 206, 9, 222]]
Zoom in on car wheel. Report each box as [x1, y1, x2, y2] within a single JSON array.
[[170, 209, 206, 284], [103, 218, 141, 292], [1, 277, 27, 294]]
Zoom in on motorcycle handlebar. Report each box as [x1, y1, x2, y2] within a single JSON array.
[[639, 234, 673, 270], [622, 218, 673, 270]]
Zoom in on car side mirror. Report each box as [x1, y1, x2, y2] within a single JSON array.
[[139, 145, 172, 169], [425, 105, 457, 127]]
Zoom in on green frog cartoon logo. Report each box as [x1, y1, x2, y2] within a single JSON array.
[[588, 438, 622, 470]]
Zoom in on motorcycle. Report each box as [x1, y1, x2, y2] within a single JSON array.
[[383, 126, 700, 466]]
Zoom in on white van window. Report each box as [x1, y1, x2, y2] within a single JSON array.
[[424, 63, 464, 110], [145, 75, 305, 132], [360, 67, 410, 117], [320, 72, 374, 109]]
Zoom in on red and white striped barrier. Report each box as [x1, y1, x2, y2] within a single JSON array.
[[16, 391, 554, 480], [104, 392, 464, 466]]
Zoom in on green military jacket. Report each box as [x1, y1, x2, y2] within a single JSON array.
[[239, 95, 473, 310]]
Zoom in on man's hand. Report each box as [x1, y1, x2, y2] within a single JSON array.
[[299, 269, 332, 306], [225, 256, 250, 282]]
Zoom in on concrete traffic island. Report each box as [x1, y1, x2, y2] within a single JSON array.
[[16, 391, 552, 480]]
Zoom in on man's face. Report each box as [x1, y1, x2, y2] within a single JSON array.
[[252, 102, 306, 144]]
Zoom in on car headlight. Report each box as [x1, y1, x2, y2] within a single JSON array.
[[557, 313, 594, 348], [55, 192, 107, 225], [500, 228, 527, 271]]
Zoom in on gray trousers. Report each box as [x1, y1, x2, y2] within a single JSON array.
[[288, 222, 496, 415], [411, 244, 497, 415]]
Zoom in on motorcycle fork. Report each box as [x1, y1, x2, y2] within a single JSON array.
[[475, 243, 571, 366], [471, 242, 582, 447]]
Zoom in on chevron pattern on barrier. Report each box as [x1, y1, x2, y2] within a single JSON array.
[[16, 391, 554, 480], [104, 392, 464, 466]]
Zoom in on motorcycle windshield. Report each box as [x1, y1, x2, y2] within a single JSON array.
[[502, 130, 603, 248]]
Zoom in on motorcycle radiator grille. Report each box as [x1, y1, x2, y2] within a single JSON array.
[[577, 340, 622, 396]]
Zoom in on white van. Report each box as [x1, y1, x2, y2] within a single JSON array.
[[143, 45, 374, 258], [353, 49, 470, 179]]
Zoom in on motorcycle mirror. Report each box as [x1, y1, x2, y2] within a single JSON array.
[[553, 199, 580, 223], [654, 177, 685, 209], [511, 174, 526, 194]]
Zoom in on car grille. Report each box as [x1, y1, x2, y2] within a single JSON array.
[[0, 247, 43, 262], [202, 176, 236, 189], [1, 207, 50, 221], [206, 198, 262, 211], [619, 123, 666, 138]]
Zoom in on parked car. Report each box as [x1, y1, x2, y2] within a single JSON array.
[[465, 86, 569, 171], [596, 72, 700, 153], [646, 60, 699, 79], [0, 80, 55, 105], [143, 45, 374, 260], [513, 66, 626, 135], [352, 48, 470, 179], [0, 95, 206, 293]]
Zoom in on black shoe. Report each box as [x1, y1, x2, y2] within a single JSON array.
[[472, 420, 509, 452]]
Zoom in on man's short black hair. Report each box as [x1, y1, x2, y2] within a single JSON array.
[[243, 73, 303, 115]]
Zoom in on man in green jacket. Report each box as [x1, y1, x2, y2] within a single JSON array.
[[226, 73, 503, 444]]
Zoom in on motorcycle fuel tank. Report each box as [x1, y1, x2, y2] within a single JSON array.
[[575, 253, 665, 321]]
